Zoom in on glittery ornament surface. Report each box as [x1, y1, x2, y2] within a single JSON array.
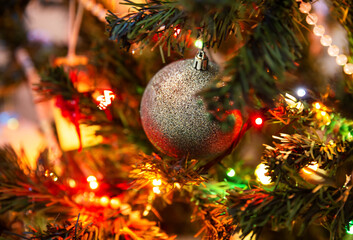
[[140, 59, 241, 159]]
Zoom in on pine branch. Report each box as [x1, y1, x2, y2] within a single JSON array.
[[263, 133, 353, 187], [106, 0, 258, 53], [203, 0, 303, 119], [227, 95, 353, 239], [228, 185, 353, 240], [0, 147, 175, 240]]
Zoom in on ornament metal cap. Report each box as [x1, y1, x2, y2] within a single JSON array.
[[193, 50, 208, 71]]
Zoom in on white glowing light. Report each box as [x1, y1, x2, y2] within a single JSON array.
[[87, 175, 97, 182], [195, 40, 203, 49], [153, 186, 161, 194], [152, 179, 162, 186], [296, 88, 306, 97]]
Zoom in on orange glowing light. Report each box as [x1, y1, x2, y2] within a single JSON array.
[[87, 175, 97, 182], [100, 196, 110, 207], [96, 90, 115, 110], [314, 102, 321, 109], [68, 179, 77, 188], [89, 181, 99, 190], [110, 197, 121, 209], [153, 186, 161, 194], [152, 179, 162, 186]]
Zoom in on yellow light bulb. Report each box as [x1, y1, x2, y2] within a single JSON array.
[[336, 54, 348, 66], [100, 196, 110, 207], [153, 186, 161, 194], [313, 25, 325, 36], [306, 13, 318, 25], [299, 2, 311, 13], [328, 45, 339, 57], [68, 179, 77, 188], [152, 179, 162, 186], [110, 197, 121, 209], [314, 102, 321, 109], [89, 181, 99, 190], [255, 163, 272, 185], [320, 35, 332, 46], [344, 63, 353, 75], [87, 175, 97, 182]]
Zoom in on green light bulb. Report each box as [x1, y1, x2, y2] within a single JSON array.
[[346, 220, 353, 235], [195, 40, 203, 49], [227, 168, 236, 177]]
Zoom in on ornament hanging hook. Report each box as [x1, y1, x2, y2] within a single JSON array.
[[193, 50, 208, 71]]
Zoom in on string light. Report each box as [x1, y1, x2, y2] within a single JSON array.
[[344, 63, 353, 75], [255, 163, 272, 185], [87, 175, 99, 190], [100, 196, 110, 207], [110, 197, 121, 209], [152, 178, 162, 194], [296, 88, 306, 97], [87, 175, 97, 182], [314, 102, 321, 110], [226, 168, 236, 177], [195, 39, 203, 49], [298, 0, 353, 76], [68, 179, 77, 188], [347, 220, 353, 234], [153, 186, 161, 194], [89, 181, 99, 190], [255, 117, 263, 126], [152, 179, 162, 186]]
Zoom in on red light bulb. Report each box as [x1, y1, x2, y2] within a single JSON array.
[[255, 117, 263, 126]]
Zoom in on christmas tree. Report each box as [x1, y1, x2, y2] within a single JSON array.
[[1, 0, 353, 239]]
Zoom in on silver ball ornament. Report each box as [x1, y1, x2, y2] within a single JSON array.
[[140, 57, 241, 159]]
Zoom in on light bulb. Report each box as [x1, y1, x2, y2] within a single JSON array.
[[226, 168, 236, 177], [306, 13, 318, 25], [255, 163, 272, 185], [344, 63, 353, 75], [299, 2, 311, 13], [336, 54, 348, 66], [347, 220, 353, 235], [153, 186, 161, 194], [255, 117, 263, 126], [296, 88, 306, 97], [320, 35, 332, 46], [100, 196, 110, 207], [328, 45, 339, 57], [152, 179, 162, 186], [89, 181, 99, 190], [87, 175, 97, 182], [313, 25, 325, 36], [110, 197, 121, 209], [314, 102, 321, 109], [195, 39, 203, 49]]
